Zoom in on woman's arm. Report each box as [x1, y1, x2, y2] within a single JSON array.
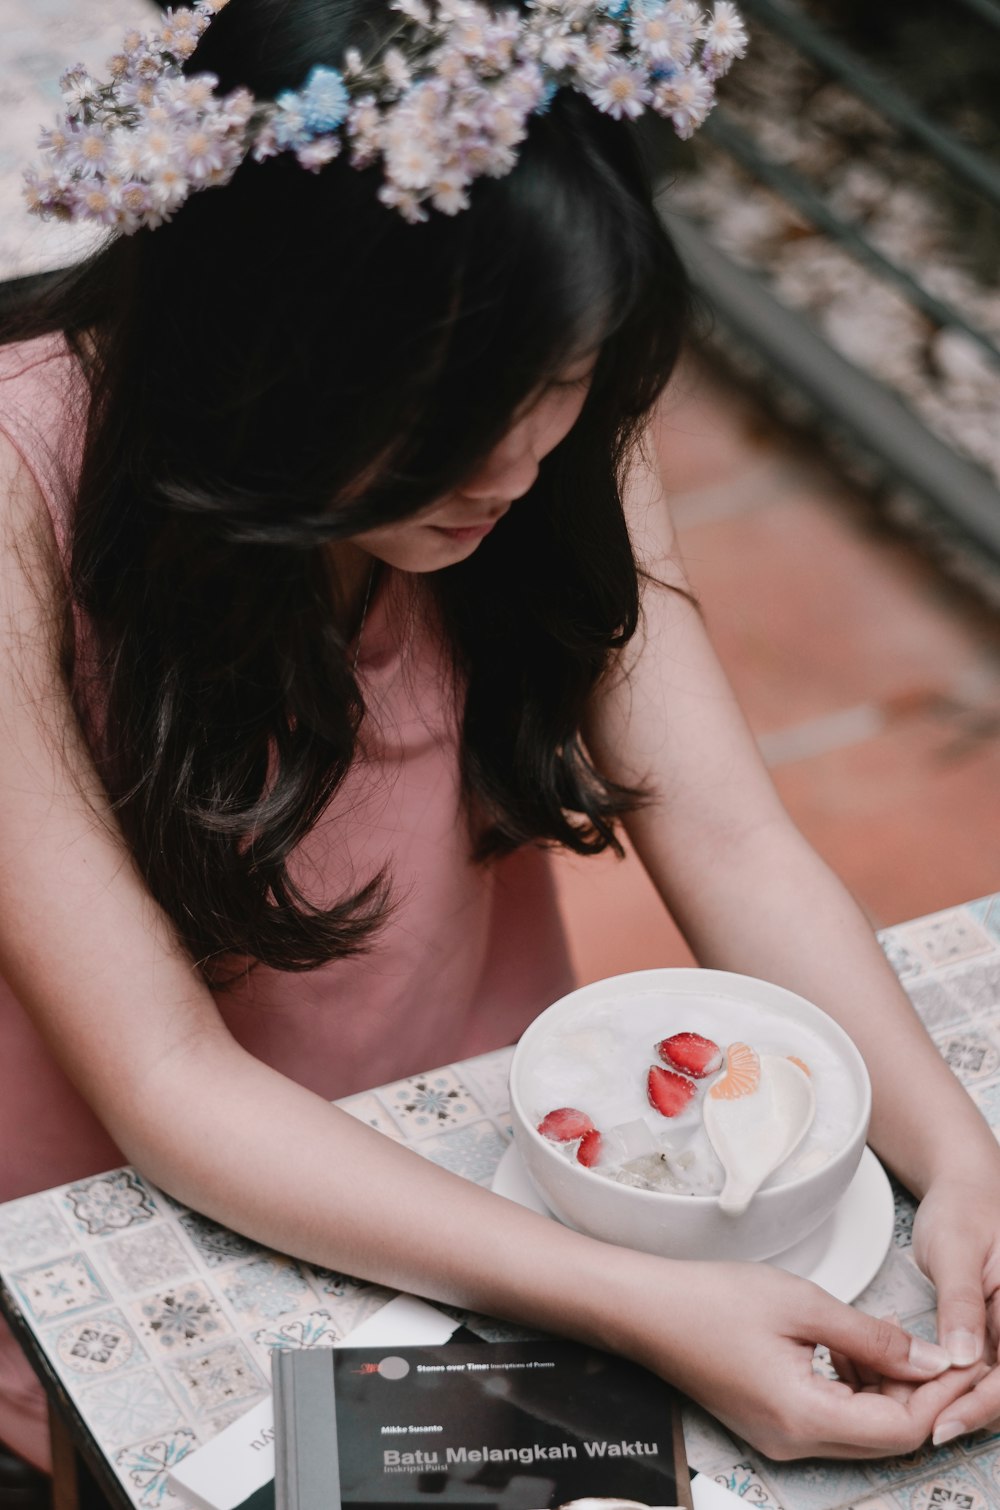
[[0, 437, 971, 1459], [582, 439, 1000, 1433]]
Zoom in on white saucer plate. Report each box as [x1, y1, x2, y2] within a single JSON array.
[[491, 1142, 894, 1304]]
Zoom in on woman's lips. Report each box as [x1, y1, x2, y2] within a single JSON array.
[[429, 508, 508, 544], [430, 521, 497, 543]]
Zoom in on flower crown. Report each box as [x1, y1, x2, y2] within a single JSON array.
[[24, 0, 747, 228]]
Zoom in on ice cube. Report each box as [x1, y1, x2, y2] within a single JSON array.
[[604, 1118, 657, 1162], [615, 1153, 689, 1194]]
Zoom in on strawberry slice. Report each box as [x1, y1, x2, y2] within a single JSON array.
[[647, 1064, 697, 1117], [537, 1107, 596, 1142], [656, 1031, 723, 1079], [576, 1129, 602, 1167]]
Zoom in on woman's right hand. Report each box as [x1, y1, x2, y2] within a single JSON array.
[[605, 1254, 985, 1461]]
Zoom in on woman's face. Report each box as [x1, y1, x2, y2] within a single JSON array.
[[347, 357, 595, 573]]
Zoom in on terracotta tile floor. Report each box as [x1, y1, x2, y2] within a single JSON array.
[[554, 360, 1000, 986]]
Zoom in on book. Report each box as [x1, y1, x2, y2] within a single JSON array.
[[168, 1295, 740, 1510], [168, 1296, 468, 1510], [273, 1337, 694, 1510]]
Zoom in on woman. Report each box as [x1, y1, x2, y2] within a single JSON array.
[[2, 0, 999, 1478]]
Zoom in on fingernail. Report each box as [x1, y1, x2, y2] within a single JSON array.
[[932, 1418, 966, 1447], [908, 1337, 952, 1376], [944, 1330, 982, 1368]]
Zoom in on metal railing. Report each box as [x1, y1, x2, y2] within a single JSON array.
[[659, 0, 1000, 563]]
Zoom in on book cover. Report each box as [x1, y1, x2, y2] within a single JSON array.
[[168, 1297, 468, 1510], [273, 1338, 694, 1510]]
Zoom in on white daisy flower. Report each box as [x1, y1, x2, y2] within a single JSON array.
[[133, 51, 165, 82], [377, 181, 428, 222], [382, 47, 412, 90], [505, 63, 547, 111], [700, 0, 747, 58], [168, 32, 199, 60], [385, 123, 439, 188], [167, 8, 201, 35], [134, 125, 176, 174], [586, 61, 650, 119], [179, 126, 228, 179], [117, 80, 158, 110], [391, 0, 433, 24], [22, 169, 62, 216], [481, 141, 517, 176], [61, 72, 99, 116], [72, 182, 120, 225], [347, 103, 383, 166], [250, 121, 279, 162], [147, 163, 190, 212], [664, 0, 701, 23], [209, 90, 253, 133], [540, 32, 583, 69], [632, 5, 694, 66], [296, 136, 341, 170], [111, 180, 151, 231], [109, 133, 148, 178], [72, 127, 113, 175], [582, 24, 621, 67], [38, 122, 72, 159], [430, 45, 472, 83], [430, 170, 469, 213], [347, 95, 381, 137], [654, 63, 714, 136], [452, 16, 489, 56], [489, 102, 529, 148], [436, 0, 477, 23], [164, 75, 218, 111]]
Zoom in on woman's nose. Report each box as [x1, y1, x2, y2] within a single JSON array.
[[459, 420, 538, 502]]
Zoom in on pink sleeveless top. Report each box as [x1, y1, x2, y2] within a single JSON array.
[[0, 334, 572, 1467]]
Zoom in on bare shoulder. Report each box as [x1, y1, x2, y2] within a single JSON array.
[[0, 427, 67, 644], [620, 417, 690, 591], [0, 428, 74, 764]]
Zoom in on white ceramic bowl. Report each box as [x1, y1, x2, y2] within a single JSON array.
[[509, 968, 871, 1262]]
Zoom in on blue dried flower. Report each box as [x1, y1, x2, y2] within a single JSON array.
[[299, 65, 350, 134], [533, 78, 559, 115]]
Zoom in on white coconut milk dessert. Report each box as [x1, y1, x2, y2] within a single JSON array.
[[523, 987, 861, 1200]]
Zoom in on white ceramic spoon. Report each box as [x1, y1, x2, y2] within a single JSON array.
[[703, 1048, 816, 1216]]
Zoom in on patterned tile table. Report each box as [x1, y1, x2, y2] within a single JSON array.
[[3, 896, 1000, 1510]]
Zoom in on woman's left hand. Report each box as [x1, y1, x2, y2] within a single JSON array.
[[911, 1171, 1000, 1443]]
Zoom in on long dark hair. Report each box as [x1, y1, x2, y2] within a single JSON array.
[[3, 0, 690, 974]]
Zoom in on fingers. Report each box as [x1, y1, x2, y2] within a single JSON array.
[[828, 1350, 863, 1389], [831, 1321, 915, 1397], [799, 1364, 989, 1460], [876, 1314, 919, 1403], [921, 1226, 987, 1368], [877, 1374, 916, 1405], [829, 1348, 884, 1392], [812, 1298, 952, 1383], [932, 1363, 1000, 1446]]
